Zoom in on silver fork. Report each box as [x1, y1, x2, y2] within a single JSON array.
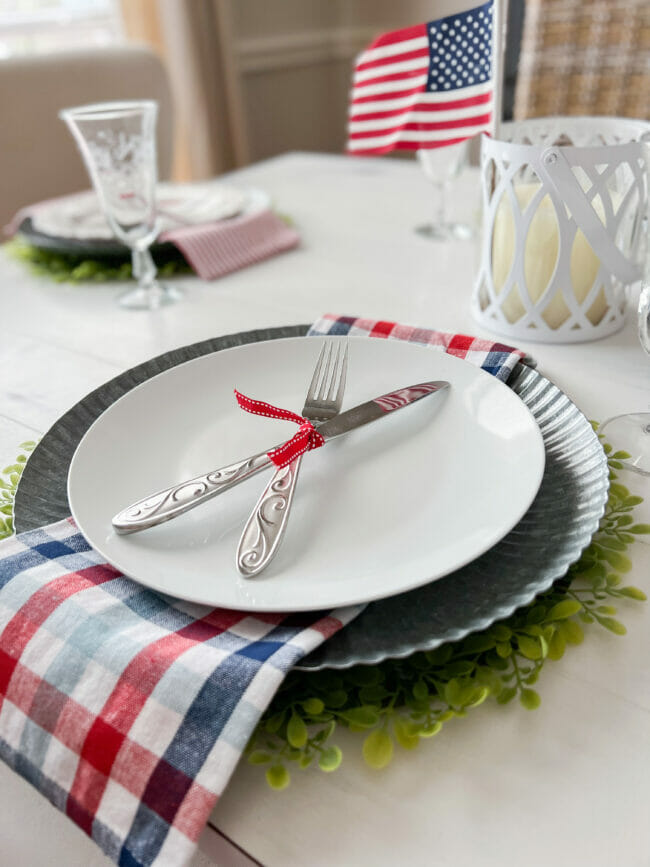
[[111, 341, 347, 536], [236, 340, 348, 577]]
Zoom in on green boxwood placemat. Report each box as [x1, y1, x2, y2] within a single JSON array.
[[5, 238, 192, 283], [2, 436, 647, 789]]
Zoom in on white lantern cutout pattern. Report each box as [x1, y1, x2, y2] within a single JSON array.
[[472, 117, 650, 343]]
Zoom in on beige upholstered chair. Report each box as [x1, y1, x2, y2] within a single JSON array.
[[514, 0, 650, 121], [0, 44, 173, 229]]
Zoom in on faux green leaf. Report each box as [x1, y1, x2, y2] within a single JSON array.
[[618, 586, 647, 601], [519, 688, 541, 710], [325, 689, 348, 708], [339, 706, 379, 728], [318, 746, 342, 772], [443, 678, 463, 706], [412, 680, 428, 701], [264, 711, 286, 733], [547, 629, 566, 661], [359, 685, 390, 703], [599, 537, 627, 551], [266, 765, 290, 790], [425, 645, 454, 665], [526, 605, 547, 624], [491, 624, 512, 642], [313, 720, 336, 744], [496, 686, 517, 705], [547, 600, 583, 620], [287, 713, 308, 748], [597, 549, 632, 572], [444, 661, 476, 677], [599, 617, 627, 636], [459, 685, 489, 709], [517, 635, 543, 660], [394, 717, 420, 750], [419, 721, 442, 738], [301, 698, 325, 715], [248, 750, 273, 765], [362, 730, 394, 769]]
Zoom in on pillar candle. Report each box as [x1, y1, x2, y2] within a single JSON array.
[[491, 182, 609, 328]]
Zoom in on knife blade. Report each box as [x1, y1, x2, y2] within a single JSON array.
[[111, 380, 449, 535], [313, 380, 449, 441]]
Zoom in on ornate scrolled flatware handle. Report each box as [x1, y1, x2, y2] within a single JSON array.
[[236, 454, 303, 578], [112, 450, 274, 534]]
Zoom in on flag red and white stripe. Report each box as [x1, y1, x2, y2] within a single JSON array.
[[347, 2, 494, 155]]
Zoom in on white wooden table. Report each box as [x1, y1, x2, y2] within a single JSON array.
[[1, 152, 648, 867]]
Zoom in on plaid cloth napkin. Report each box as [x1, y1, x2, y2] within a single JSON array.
[[308, 314, 530, 379], [0, 316, 525, 866]]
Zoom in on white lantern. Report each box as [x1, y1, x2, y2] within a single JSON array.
[[472, 117, 650, 343]]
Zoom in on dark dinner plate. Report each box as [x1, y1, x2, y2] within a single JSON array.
[[17, 217, 184, 264]]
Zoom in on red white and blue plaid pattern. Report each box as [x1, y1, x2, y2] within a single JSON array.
[[0, 317, 529, 866], [0, 520, 360, 866], [309, 314, 529, 381]]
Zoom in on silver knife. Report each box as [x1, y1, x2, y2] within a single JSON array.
[[112, 380, 449, 535], [237, 379, 450, 576]]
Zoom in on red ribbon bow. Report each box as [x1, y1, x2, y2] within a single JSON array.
[[235, 390, 325, 468]]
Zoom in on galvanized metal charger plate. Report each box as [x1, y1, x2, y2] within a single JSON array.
[[14, 325, 609, 671]]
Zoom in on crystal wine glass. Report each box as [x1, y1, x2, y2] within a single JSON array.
[[415, 140, 473, 241], [60, 100, 183, 310], [599, 135, 650, 476], [599, 283, 650, 477]]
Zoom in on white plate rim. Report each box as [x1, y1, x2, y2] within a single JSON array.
[[67, 336, 546, 612], [29, 184, 271, 242]]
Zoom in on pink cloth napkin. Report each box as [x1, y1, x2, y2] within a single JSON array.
[[6, 195, 300, 281], [160, 209, 299, 280]]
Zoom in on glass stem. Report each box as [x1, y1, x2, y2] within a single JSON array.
[[638, 282, 650, 354], [132, 248, 157, 289], [434, 181, 446, 228]]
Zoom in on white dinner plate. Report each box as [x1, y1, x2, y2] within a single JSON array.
[[68, 337, 545, 612], [30, 182, 266, 240]]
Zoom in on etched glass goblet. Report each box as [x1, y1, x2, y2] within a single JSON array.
[[60, 100, 183, 310]]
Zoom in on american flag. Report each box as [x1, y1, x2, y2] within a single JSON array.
[[347, 0, 494, 155]]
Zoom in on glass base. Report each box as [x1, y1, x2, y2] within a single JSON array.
[[118, 282, 184, 311], [415, 221, 473, 241], [599, 412, 650, 477]]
